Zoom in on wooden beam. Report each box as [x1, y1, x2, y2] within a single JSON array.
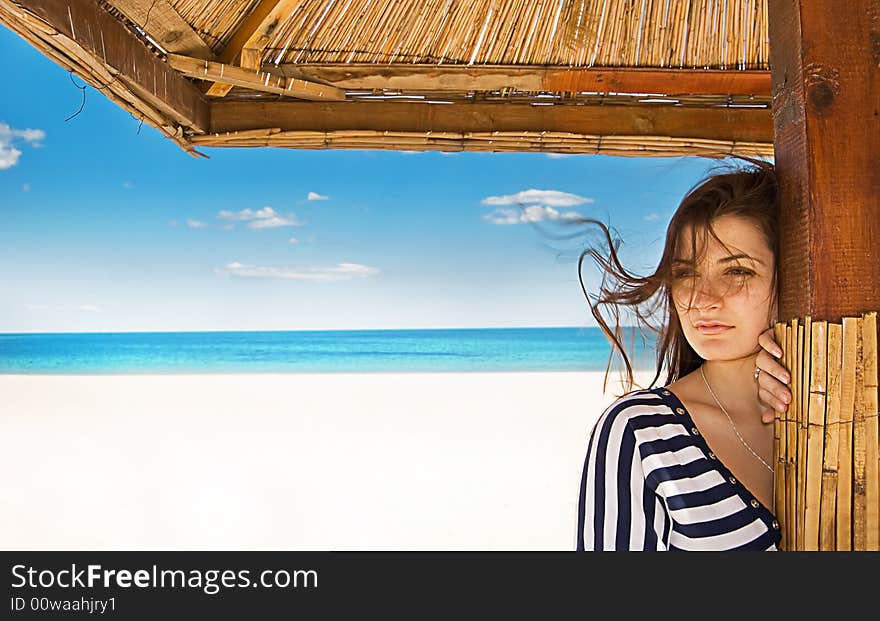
[[239, 0, 301, 70], [167, 54, 345, 101], [206, 0, 301, 98], [209, 100, 772, 144], [105, 0, 213, 59], [769, 0, 880, 323], [266, 64, 771, 96], [14, 0, 208, 132]]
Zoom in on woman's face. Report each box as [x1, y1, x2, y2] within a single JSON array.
[[670, 214, 777, 362]]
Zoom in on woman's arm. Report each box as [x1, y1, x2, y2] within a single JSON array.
[[577, 405, 668, 551]]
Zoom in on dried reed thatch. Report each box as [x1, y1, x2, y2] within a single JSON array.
[[169, 0, 769, 68], [0, 0, 774, 158]]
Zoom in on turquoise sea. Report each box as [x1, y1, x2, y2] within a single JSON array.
[[0, 327, 659, 374]]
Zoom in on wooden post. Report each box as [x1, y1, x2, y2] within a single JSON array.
[[768, 1, 880, 550], [768, 0, 880, 320]]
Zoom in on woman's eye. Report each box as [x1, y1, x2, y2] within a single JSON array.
[[672, 268, 753, 279]]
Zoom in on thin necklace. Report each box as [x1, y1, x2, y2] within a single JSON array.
[[699, 365, 773, 473]]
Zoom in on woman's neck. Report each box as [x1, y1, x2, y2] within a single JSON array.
[[698, 355, 762, 420]]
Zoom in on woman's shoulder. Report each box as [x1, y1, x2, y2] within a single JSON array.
[[604, 386, 677, 412], [594, 387, 680, 431]]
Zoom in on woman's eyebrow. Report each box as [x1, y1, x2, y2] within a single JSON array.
[[672, 254, 765, 265], [718, 253, 765, 265]]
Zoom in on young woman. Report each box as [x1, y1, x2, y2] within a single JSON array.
[[575, 158, 794, 551]]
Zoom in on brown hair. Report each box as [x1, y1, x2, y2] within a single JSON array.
[[564, 156, 780, 396]]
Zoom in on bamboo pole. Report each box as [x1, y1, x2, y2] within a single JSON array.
[[774, 320, 788, 549], [853, 315, 867, 550], [797, 318, 809, 549], [804, 320, 827, 549], [837, 317, 858, 550], [786, 318, 798, 549], [605, 0, 625, 67], [698, 0, 708, 67], [820, 322, 842, 550], [709, 0, 720, 67], [864, 312, 879, 549]]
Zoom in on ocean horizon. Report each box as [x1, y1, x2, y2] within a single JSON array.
[[0, 327, 659, 374]]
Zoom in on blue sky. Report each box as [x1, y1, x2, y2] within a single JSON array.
[[0, 23, 728, 333]]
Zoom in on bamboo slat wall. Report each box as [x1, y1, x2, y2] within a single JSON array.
[[773, 311, 879, 550]]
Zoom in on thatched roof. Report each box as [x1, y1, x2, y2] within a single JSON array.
[[0, 0, 773, 158]]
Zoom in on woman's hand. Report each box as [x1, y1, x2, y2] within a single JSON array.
[[756, 327, 793, 423]]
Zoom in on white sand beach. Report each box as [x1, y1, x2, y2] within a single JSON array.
[[0, 370, 656, 551]]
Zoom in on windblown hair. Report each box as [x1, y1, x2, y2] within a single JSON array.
[[566, 156, 780, 397]]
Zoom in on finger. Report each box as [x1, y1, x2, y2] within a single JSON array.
[[756, 351, 792, 387], [754, 391, 776, 424], [757, 371, 792, 408], [757, 402, 776, 425], [758, 386, 788, 417], [760, 390, 785, 425], [757, 329, 783, 358]]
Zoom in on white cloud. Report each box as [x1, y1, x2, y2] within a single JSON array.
[[122, 181, 135, 189], [218, 206, 276, 221], [187, 219, 208, 229], [216, 262, 380, 282], [249, 216, 301, 229], [15, 129, 44, 143], [24, 303, 50, 311], [643, 213, 660, 221], [480, 188, 593, 225], [481, 204, 584, 225], [0, 122, 45, 170], [22, 183, 30, 192], [482, 189, 593, 208], [307, 191, 329, 201], [169, 219, 178, 227], [78, 304, 101, 312], [288, 237, 300, 245], [0, 146, 21, 169], [546, 153, 574, 159], [217, 206, 303, 229]]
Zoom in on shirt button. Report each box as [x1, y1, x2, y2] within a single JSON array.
[[750, 499, 760, 508], [729, 476, 737, 485], [675, 407, 685, 415], [662, 390, 671, 396], [708, 452, 717, 460], [691, 427, 700, 435], [772, 520, 780, 530]]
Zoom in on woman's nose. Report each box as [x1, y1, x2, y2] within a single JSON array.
[[692, 278, 723, 309]]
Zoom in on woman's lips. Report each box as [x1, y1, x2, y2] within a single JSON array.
[[697, 324, 733, 335]]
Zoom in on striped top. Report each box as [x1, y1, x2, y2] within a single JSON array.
[[577, 387, 781, 551]]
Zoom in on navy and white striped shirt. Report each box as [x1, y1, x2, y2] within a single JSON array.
[[577, 387, 781, 551]]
